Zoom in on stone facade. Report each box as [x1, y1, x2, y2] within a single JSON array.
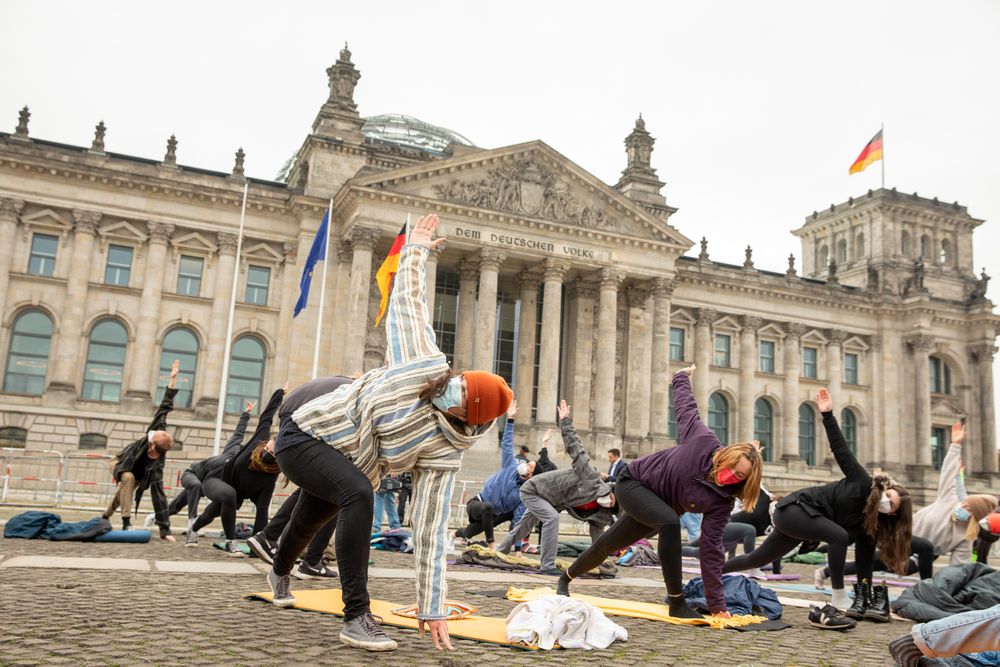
[[0, 47, 997, 501]]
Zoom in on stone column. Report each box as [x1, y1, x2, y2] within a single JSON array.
[[738, 316, 762, 442], [594, 268, 624, 434], [342, 227, 378, 377], [535, 259, 568, 427], [124, 222, 173, 402], [0, 198, 24, 323], [906, 334, 935, 467], [514, 270, 540, 419], [971, 343, 998, 473], [568, 278, 596, 433], [452, 258, 478, 371], [625, 285, 652, 443], [693, 308, 716, 414], [273, 241, 298, 383], [196, 232, 239, 412], [648, 278, 674, 443], [781, 323, 807, 461], [425, 247, 442, 317], [869, 335, 884, 466], [48, 210, 101, 397], [473, 249, 505, 372], [327, 241, 353, 375], [827, 329, 847, 402]]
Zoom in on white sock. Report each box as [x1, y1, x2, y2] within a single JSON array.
[[830, 587, 850, 610]]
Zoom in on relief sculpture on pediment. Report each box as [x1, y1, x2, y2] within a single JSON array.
[[434, 159, 618, 231]]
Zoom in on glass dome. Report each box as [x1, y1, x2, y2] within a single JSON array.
[[361, 114, 474, 155]]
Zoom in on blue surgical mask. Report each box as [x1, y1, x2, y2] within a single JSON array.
[[431, 377, 464, 412], [954, 505, 971, 522]]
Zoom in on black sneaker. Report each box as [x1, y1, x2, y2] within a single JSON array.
[[185, 530, 198, 548], [247, 533, 277, 564], [888, 634, 923, 667], [539, 567, 563, 576], [294, 561, 339, 580], [808, 603, 857, 631], [267, 569, 296, 608], [224, 540, 245, 558], [340, 613, 398, 652]]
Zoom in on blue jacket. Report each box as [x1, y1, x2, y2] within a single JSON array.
[[477, 421, 524, 526], [683, 574, 783, 620]]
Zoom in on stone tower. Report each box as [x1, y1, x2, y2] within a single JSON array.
[[614, 116, 676, 223]]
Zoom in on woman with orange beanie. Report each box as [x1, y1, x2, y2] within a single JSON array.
[[264, 214, 512, 653]]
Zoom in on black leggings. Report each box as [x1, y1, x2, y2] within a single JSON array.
[[565, 478, 684, 596], [264, 488, 338, 568], [456, 498, 513, 543], [272, 420, 374, 621], [822, 536, 935, 580], [723, 503, 867, 590], [167, 470, 202, 521], [682, 521, 756, 558], [192, 478, 238, 539]]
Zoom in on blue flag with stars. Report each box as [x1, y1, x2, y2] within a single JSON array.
[[293, 210, 329, 317]]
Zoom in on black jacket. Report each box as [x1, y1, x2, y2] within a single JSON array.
[[113, 387, 176, 537], [188, 411, 251, 481], [221, 387, 284, 533]]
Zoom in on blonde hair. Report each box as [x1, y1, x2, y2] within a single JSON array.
[[710, 443, 762, 512]]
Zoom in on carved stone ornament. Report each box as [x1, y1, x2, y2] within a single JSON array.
[[147, 221, 175, 244], [326, 43, 361, 111], [282, 241, 297, 263], [456, 257, 479, 282], [827, 329, 849, 345], [904, 333, 935, 352], [347, 226, 379, 251], [743, 245, 754, 270], [232, 148, 246, 177], [433, 159, 618, 231], [14, 106, 29, 137], [91, 121, 106, 152], [650, 276, 675, 298], [696, 308, 718, 327], [598, 266, 624, 290], [740, 315, 763, 331], [568, 276, 597, 300], [164, 135, 178, 165], [217, 232, 239, 254], [0, 197, 25, 223], [698, 237, 710, 262], [626, 285, 650, 308], [72, 209, 103, 234], [542, 258, 569, 282], [478, 248, 506, 272], [969, 342, 997, 363], [783, 322, 808, 339], [786, 253, 797, 277], [968, 268, 990, 303]]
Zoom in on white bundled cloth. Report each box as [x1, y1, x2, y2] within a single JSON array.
[[505, 594, 628, 650]]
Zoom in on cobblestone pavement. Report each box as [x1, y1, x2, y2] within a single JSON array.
[[1, 533, 908, 666]]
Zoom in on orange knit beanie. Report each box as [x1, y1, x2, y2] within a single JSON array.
[[462, 371, 513, 426]]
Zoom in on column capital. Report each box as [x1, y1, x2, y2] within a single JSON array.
[[518, 268, 543, 291], [0, 197, 24, 223], [567, 277, 597, 300], [217, 232, 239, 255], [147, 221, 175, 244], [904, 333, 935, 352], [739, 315, 763, 331], [826, 328, 850, 345], [72, 209, 102, 234], [969, 342, 997, 362], [457, 257, 479, 282], [868, 334, 882, 352], [626, 285, 650, 308], [598, 266, 624, 290], [282, 240, 298, 263], [695, 308, 717, 326], [782, 322, 808, 339], [542, 258, 570, 282], [650, 276, 675, 298], [478, 248, 506, 272], [335, 240, 353, 263], [347, 226, 379, 251]]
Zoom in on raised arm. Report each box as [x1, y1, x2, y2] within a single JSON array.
[[222, 405, 253, 456], [672, 368, 718, 446], [148, 360, 180, 431], [385, 214, 447, 367], [248, 385, 286, 445], [408, 465, 457, 621], [557, 401, 599, 482], [936, 423, 965, 502], [499, 401, 517, 469], [816, 389, 870, 486]]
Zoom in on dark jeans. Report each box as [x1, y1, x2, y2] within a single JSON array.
[[265, 488, 338, 568], [272, 420, 373, 621], [723, 503, 867, 590], [565, 478, 684, 597], [822, 535, 936, 580], [456, 498, 514, 543], [167, 470, 203, 521], [192, 478, 238, 539], [397, 487, 411, 524]]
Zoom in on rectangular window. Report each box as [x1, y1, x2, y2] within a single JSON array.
[[713, 334, 731, 368], [930, 427, 948, 470], [104, 245, 133, 286], [28, 233, 58, 276], [759, 340, 775, 373], [177, 255, 203, 296], [844, 353, 859, 385], [802, 346, 818, 379], [669, 327, 685, 361], [245, 265, 270, 305], [668, 388, 677, 439]]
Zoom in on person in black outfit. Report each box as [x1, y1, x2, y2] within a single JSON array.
[[189, 384, 286, 556], [723, 388, 914, 626], [396, 473, 413, 526], [730, 485, 783, 574], [247, 376, 354, 577]]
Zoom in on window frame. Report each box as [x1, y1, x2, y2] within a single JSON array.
[[27, 233, 59, 277], [245, 264, 271, 306], [713, 333, 731, 368], [157, 327, 199, 409], [81, 319, 128, 403], [79, 433, 108, 450], [753, 398, 773, 462], [0, 426, 28, 449], [3, 309, 54, 396], [669, 327, 685, 362], [104, 244, 134, 287], [841, 408, 858, 455], [224, 335, 266, 414], [802, 346, 818, 379], [798, 403, 816, 465], [176, 254, 204, 297], [759, 340, 776, 374], [707, 392, 729, 443], [844, 352, 859, 385]]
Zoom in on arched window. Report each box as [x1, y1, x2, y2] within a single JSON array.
[[798, 404, 816, 465], [81, 319, 128, 402], [79, 433, 107, 450], [940, 239, 951, 265], [929, 356, 953, 395], [708, 392, 729, 443], [753, 398, 774, 462], [0, 426, 27, 448], [225, 335, 265, 414], [3, 310, 53, 395], [920, 234, 932, 259], [158, 327, 199, 408], [841, 408, 858, 456], [818, 244, 829, 269], [901, 230, 911, 256], [855, 233, 865, 260], [836, 239, 848, 263]]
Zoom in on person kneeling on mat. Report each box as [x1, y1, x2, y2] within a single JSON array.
[[494, 400, 614, 575], [265, 214, 512, 653], [557, 364, 760, 621]]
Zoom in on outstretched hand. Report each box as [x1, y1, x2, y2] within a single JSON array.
[[245, 400, 257, 413], [418, 618, 455, 651], [409, 214, 446, 251], [951, 422, 967, 445], [816, 388, 833, 413], [282, 381, 290, 392], [541, 428, 553, 445], [507, 399, 518, 420], [557, 400, 571, 421], [168, 360, 180, 389], [676, 364, 696, 377]]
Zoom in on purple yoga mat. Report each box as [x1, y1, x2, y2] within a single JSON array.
[[846, 575, 916, 588]]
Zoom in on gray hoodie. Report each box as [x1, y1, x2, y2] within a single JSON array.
[[520, 417, 612, 509]]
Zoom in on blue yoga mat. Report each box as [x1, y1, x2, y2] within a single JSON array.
[[94, 529, 151, 543]]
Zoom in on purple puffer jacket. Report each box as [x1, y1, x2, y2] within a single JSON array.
[[627, 372, 744, 613]]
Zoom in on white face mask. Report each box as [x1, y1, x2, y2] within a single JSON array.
[[596, 494, 613, 508], [516, 462, 530, 477], [877, 492, 892, 514], [147, 430, 158, 443]]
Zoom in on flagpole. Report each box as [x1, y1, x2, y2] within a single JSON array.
[[212, 180, 249, 455], [310, 198, 334, 379], [881, 121, 885, 190]]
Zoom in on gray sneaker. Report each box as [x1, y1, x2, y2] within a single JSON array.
[[339, 613, 398, 652], [267, 570, 296, 608], [185, 531, 198, 548]]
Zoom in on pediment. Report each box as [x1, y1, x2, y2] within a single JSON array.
[[931, 395, 962, 417], [802, 329, 829, 345], [21, 208, 72, 231], [713, 315, 742, 332], [170, 232, 217, 254], [243, 242, 284, 263], [348, 141, 691, 249], [757, 323, 786, 339], [843, 335, 870, 352], [98, 220, 147, 243], [670, 308, 697, 325]]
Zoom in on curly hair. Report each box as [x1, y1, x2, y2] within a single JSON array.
[[709, 443, 763, 512], [862, 475, 913, 575]]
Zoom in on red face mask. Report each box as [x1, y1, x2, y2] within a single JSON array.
[[716, 468, 741, 486]]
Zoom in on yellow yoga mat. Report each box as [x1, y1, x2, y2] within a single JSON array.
[[246, 588, 536, 650], [506, 587, 767, 629]]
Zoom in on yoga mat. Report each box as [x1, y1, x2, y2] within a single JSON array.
[[245, 588, 536, 650], [506, 587, 767, 629], [846, 575, 916, 588], [213, 540, 251, 555], [680, 566, 799, 581], [94, 529, 151, 543]]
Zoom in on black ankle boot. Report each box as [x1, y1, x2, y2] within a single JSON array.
[[864, 582, 890, 623], [556, 573, 571, 597], [845, 581, 869, 620], [665, 593, 703, 619]]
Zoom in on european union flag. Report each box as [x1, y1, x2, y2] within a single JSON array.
[[293, 210, 329, 317]]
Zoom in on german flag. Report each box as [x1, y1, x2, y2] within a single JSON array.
[[849, 129, 883, 175], [374, 224, 408, 326]]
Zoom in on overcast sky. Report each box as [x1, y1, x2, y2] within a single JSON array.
[[2, 1, 999, 450]]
